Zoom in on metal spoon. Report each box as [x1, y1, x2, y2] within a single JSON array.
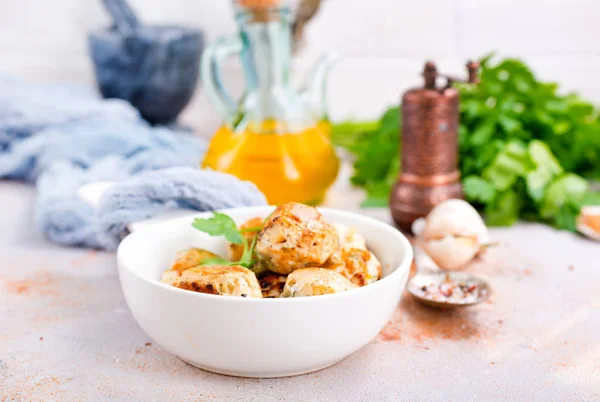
[[406, 246, 491, 309]]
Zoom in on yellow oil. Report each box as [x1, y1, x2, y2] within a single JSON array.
[[202, 120, 339, 205]]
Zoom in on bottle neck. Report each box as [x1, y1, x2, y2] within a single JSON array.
[[236, 6, 292, 90]]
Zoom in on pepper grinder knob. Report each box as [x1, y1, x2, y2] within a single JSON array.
[[423, 61, 437, 89], [466, 60, 480, 84]]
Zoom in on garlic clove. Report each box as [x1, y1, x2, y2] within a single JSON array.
[[411, 217, 427, 237], [423, 234, 480, 271], [415, 199, 490, 271], [576, 205, 600, 242], [421, 199, 489, 245]]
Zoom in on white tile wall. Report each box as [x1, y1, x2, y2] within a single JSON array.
[[0, 0, 598, 136]]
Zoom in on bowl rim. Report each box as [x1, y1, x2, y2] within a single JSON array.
[[117, 206, 413, 304]]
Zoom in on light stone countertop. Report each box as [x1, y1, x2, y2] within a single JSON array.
[[1, 165, 599, 401]]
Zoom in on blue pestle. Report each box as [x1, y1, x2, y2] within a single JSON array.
[[102, 0, 142, 33]]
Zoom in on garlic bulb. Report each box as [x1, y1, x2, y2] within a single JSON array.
[[576, 205, 600, 242], [412, 199, 489, 270]]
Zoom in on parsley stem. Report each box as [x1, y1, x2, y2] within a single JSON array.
[[240, 226, 262, 233]]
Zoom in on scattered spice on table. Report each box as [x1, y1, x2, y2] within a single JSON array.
[[377, 295, 492, 343], [1, 272, 60, 297]]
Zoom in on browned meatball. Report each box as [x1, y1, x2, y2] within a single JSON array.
[[229, 217, 263, 261], [161, 270, 181, 287], [254, 203, 339, 275], [171, 248, 220, 274], [259, 273, 287, 298], [280, 268, 355, 297], [176, 265, 262, 298], [323, 247, 381, 287]]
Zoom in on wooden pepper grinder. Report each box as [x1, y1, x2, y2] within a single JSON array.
[[390, 61, 479, 232]]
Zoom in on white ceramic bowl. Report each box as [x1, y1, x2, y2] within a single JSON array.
[[117, 206, 412, 378]]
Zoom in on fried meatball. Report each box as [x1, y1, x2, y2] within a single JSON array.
[[280, 268, 355, 297], [333, 223, 367, 249], [259, 273, 287, 298], [176, 265, 262, 298], [229, 217, 263, 261], [255, 203, 339, 275], [324, 247, 381, 287], [161, 270, 181, 287], [171, 248, 220, 273]]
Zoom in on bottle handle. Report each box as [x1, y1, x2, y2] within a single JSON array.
[[201, 35, 243, 122]]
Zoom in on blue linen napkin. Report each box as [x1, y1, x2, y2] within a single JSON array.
[[0, 75, 139, 151], [97, 167, 267, 250], [0, 75, 267, 250]]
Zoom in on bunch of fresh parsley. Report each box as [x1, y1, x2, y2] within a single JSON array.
[[331, 55, 600, 231]]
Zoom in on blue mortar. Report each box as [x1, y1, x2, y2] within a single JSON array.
[[89, 26, 204, 125]]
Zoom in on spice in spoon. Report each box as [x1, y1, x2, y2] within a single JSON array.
[[418, 274, 482, 304]]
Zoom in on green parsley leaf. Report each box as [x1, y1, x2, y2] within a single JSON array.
[[238, 236, 257, 267], [469, 118, 496, 146], [525, 140, 563, 201], [485, 190, 521, 226], [240, 226, 262, 233], [463, 176, 496, 203], [330, 120, 379, 149], [497, 114, 522, 134], [191, 212, 263, 271], [192, 212, 244, 245], [580, 191, 600, 206], [553, 202, 581, 232], [483, 140, 529, 191], [540, 174, 589, 219], [199, 256, 235, 266], [528, 140, 563, 175]]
